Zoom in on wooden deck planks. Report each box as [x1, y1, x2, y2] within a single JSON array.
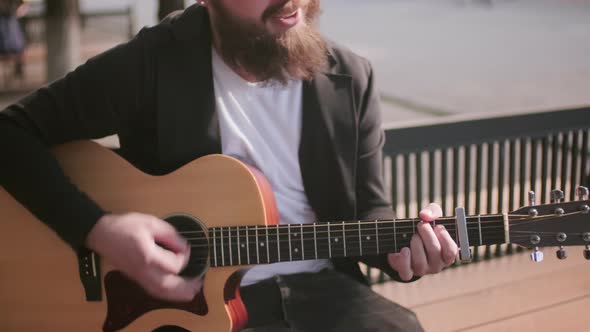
[[372, 246, 590, 332]]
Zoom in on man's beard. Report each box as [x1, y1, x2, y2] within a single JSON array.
[[208, 0, 327, 85]]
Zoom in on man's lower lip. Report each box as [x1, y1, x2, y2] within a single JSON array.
[[272, 9, 300, 27]]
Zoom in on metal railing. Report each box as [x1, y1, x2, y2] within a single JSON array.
[[366, 106, 590, 283]]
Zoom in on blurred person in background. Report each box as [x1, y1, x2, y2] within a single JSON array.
[[0, 0, 27, 78]]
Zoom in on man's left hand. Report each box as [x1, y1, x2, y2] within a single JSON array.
[[387, 203, 458, 281]]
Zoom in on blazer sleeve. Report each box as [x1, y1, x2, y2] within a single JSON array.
[[354, 63, 420, 283], [0, 29, 151, 250]]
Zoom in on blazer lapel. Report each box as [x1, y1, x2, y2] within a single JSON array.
[[156, 6, 220, 173], [300, 69, 357, 221]]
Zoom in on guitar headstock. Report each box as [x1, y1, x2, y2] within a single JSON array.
[[508, 187, 590, 261]]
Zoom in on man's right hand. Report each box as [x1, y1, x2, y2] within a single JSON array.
[[85, 212, 202, 302]]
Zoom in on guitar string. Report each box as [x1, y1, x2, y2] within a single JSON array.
[[181, 219, 568, 247], [183, 235, 563, 265], [182, 225, 505, 243], [181, 224, 502, 242], [178, 211, 583, 234], [181, 229, 563, 257], [184, 233, 545, 253], [180, 214, 569, 245], [175, 216, 506, 235], [177, 220, 503, 236]]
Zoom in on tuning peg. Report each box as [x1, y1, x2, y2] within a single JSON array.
[[577, 186, 589, 200], [584, 245, 590, 260], [556, 246, 567, 260], [530, 247, 544, 262], [528, 191, 536, 206], [550, 189, 564, 203]]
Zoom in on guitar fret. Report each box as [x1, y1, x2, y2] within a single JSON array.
[[246, 226, 251, 265], [265, 226, 270, 263], [300, 224, 305, 260], [288, 224, 293, 261], [213, 228, 217, 267], [375, 220, 380, 254], [393, 219, 397, 252], [228, 227, 233, 266], [313, 223, 318, 259], [277, 224, 281, 262], [255, 225, 260, 264], [478, 214, 483, 246], [328, 222, 332, 258], [358, 221, 363, 256], [221, 227, 225, 266], [237, 226, 241, 265], [342, 221, 347, 257]]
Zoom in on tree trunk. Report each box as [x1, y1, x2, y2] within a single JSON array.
[[45, 0, 80, 81]]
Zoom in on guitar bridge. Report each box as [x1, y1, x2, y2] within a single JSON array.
[[78, 248, 102, 301]]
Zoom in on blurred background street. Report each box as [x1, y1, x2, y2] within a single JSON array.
[[1, 0, 589, 126]]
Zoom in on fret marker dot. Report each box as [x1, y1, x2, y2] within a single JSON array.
[[403, 233, 408, 239], [334, 238, 339, 242], [241, 244, 245, 248], [293, 233, 298, 237], [294, 248, 299, 253], [260, 242, 265, 247], [366, 236, 371, 240]]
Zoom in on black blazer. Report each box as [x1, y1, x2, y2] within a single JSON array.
[[0, 5, 401, 283]]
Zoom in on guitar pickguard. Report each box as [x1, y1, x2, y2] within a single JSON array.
[[102, 271, 208, 332]]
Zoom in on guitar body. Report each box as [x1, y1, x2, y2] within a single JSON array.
[[0, 141, 278, 332]]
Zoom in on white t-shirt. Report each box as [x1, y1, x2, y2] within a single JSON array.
[[211, 49, 332, 286]]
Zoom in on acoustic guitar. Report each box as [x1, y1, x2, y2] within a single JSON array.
[[1, 141, 589, 331]]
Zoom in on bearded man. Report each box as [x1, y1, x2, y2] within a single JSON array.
[[0, 1, 457, 331]]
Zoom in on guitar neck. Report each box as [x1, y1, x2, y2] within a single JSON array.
[[206, 215, 507, 267]]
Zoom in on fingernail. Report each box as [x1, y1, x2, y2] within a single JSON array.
[[402, 247, 410, 257], [438, 225, 446, 231]]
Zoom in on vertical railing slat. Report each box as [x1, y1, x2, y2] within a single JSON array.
[[465, 145, 472, 214], [509, 139, 516, 211], [487, 143, 494, 214], [404, 153, 411, 219], [541, 137, 549, 203], [498, 140, 505, 213], [442, 149, 448, 215], [453, 147, 459, 211], [391, 154, 398, 216], [561, 132, 570, 198], [530, 138, 538, 201], [416, 152, 423, 217], [551, 134, 559, 194], [570, 131, 580, 198], [429, 151, 435, 204]]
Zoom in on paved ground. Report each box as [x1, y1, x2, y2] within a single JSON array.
[[321, 0, 590, 124], [2, 0, 590, 126]]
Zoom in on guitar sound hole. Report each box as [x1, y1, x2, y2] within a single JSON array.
[[164, 214, 209, 278]]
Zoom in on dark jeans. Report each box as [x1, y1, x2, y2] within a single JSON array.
[[240, 269, 423, 332], [155, 269, 423, 332]]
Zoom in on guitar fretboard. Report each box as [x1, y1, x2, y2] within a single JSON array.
[[208, 215, 506, 267]]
